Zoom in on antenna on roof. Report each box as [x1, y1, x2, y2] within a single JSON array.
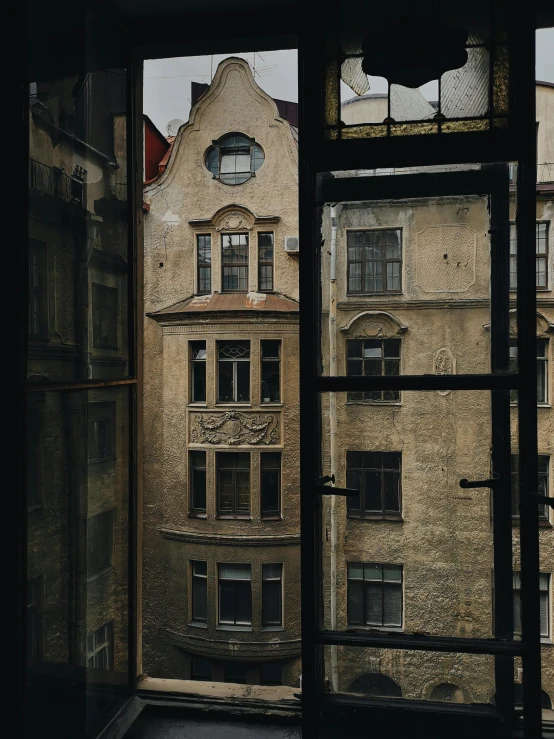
[[167, 119, 185, 137]]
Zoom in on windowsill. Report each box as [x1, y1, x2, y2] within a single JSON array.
[[188, 402, 207, 407], [347, 625, 403, 632], [512, 517, 552, 528], [87, 565, 113, 583], [215, 403, 252, 407], [189, 512, 208, 519], [217, 624, 252, 632], [510, 403, 551, 409], [88, 456, 116, 465], [261, 514, 282, 521], [345, 292, 403, 298], [188, 621, 208, 629], [346, 401, 401, 407], [260, 402, 283, 407], [347, 514, 403, 522], [220, 290, 248, 294], [262, 625, 284, 632], [541, 637, 553, 645], [216, 514, 252, 520]]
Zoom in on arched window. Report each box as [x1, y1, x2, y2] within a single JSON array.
[[429, 683, 464, 703], [513, 685, 552, 710], [349, 673, 402, 697], [205, 133, 264, 185]]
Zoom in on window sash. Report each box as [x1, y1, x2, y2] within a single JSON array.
[[190, 341, 207, 402], [513, 573, 550, 638], [347, 229, 402, 295], [347, 563, 403, 627], [218, 565, 252, 626], [509, 339, 548, 404], [347, 339, 400, 402], [217, 453, 250, 514], [190, 451, 207, 512], [511, 455, 549, 520], [218, 342, 250, 402], [509, 222, 550, 289], [258, 232, 274, 292], [346, 452, 401, 515], [261, 453, 281, 515], [86, 622, 113, 670], [197, 235, 212, 294], [222, 234, 248, 292], [191, 561, 208, 623], [261, 340, 281, 403], [262, 564, 283, 626]]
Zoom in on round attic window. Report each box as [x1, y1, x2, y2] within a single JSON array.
[[205, 133, 264, 185]]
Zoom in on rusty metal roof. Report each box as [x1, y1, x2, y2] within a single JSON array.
[[150, 291, 299, 318]]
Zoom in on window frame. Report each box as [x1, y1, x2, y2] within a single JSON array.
[[196, 233, 212, 295], [190, 340, 207, 404], [218, 563, 252, 629], [190, 560, 208, 625], [205, 132, 264, 185], [92, 282, 119, 350], [509, 337, 549, 405], [260, 339, 281, 404], [221, 233, 249, 293], [347, 562, 403, 629], [509, 221, 550, 291], [262, 563, 283, 628], [189, 450, 207, 515], [346, 338, 401, 403], [513, 572, 551, 640], [217, 340, 251, 403], [87, 401, 116, 462], [258, 232, 274, 292], [346, 451, 402, 519], [216, 451, 251, 516], [511, 454, 550, 523], [346, 227, 403, 296], [260, 451, 282, 518]]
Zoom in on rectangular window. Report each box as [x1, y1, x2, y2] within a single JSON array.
[[509, 222, 549, 290], [92, 283, 118, 348], [347, 229, 402, 294], [86, 622, 113, 670], [222, 233, 248, 292], [28, 238, 47, 340], [347, 563, 403, 628], [509, 338, 548, 404], [346, 452, 402, 517], [513, 572, 550, 638], [191, 560, 208, 624], [88, 402, 116, 461], [347, 338, 400, 402], [260, 663, 283, 686], [217, 340, 250, 402], [512, 455, 549, 521], [218, 563, 252, 627], [258, 232, 274, 291], [27, 577, 42, 662], [262, 563, 283, 627], [224, 662, 248, 684], [87, 510, 114, 578], [190, 450, 207, 513], [190, 341, 207, 402], [191, 657, 212, 681], [197, 234, 212, 294], [217, 452, 250, 514], [260, 340, 280, 402], [260, 452, 281, 517]]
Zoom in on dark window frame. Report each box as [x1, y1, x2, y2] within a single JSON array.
[[509, 337, 549, 404], [87, 401, 116, 462], [260, 451, 281, 518], [189, 450, 207, 515], [513, 571, 550, 639], [86, 621, 114, 671], [216, 452, 251, 516], [346, 338, 401, 403], [509, 221, 550, 290], [205, 132, 264, 186], [346, 451, 402, 519], [87, 509, 115, 580], [190, 340, 207, 403], [347, 562, 403, 629], [217, 340, 251, 403], [218, 563, 252, 628], [262, 563, 283, 628], [258, 232, 274, 292], [221, 233, 249, 292], [346, 228, 403, 295], [28, 238, 48, 341], [260, 339, 281, 403], [196, 234, 212, 295], [511, 454, 550, 523], [191, 657, 212, 681], [191, 560, 208, 625], [92, 282, 119, 349]]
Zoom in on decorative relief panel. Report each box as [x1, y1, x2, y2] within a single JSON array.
[[190, 411, 280, 445], [340, 310, 408, 338], [215, 212, 253, 232], [416, 225, 476, 293], [433, 347, 456, 396]]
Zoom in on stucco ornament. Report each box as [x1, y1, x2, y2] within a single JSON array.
[[433, 347, 456, 396], [215, 211, 254, 232], [340, 310, 408, 338], [191, 411, 279, 445]]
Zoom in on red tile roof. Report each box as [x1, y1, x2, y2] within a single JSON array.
[[150, 292, 299, 318]]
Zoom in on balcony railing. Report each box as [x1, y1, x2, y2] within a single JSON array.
[[29, 158, 83, 206]]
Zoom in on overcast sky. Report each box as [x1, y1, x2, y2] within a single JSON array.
[[144, 29, 553, 135]]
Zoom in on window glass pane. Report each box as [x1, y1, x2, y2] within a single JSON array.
[[218, 362, 234, 402], [236, 361, 250, 401]]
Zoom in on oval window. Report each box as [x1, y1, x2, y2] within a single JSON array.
[[205, 133, 264, 185]]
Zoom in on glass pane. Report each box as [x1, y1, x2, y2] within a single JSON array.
[[26, 386, 130, 736], [28, 71, 129, 381]]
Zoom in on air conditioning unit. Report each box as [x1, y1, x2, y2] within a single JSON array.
[[285, 235, 299, 253]]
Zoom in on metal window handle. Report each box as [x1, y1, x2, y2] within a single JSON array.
[[459, 477, 500, 489], [315, 475, 360, 498]]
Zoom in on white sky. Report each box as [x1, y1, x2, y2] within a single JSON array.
[[144, 29, 554, 135]]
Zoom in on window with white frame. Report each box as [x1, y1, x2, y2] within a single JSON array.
[[513, 572, 550, 639], [509, 338, 549, 404], [217, 340, 250, 402], [509, 221, 550, 290]]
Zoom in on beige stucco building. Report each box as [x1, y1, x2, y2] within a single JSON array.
[[142, 58, 301, 687], [320, 83, 554, 712]]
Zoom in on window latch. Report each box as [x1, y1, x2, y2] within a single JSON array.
[[315, 475, 360, 497], [459, 477, 500, 489]]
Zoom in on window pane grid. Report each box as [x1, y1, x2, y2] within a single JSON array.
[[222, 234, 248, 292], [258, 232, 274, 292], [217, 453, 250, 514], [261, 340, 280, 403], [509, 222, 550, 289], [218, 341, 250, 402], [513, 572, 550, 638], [197, 235, 212, 294], [347, 229, 402, 295], [218, 564, 252, 626], [347, 339, 400, 403], [262, 563, 283, 626], [191, 560, 208, 623], [261, 452, 281, 515], [347, 563, 403, 628], [511, 455, 550, 520], [347, 452, 401, 516], [190, 450, 207, 512]]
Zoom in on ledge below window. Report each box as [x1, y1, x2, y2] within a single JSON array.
[[216, 514, 252, 520], [347, 514, 403, 522]]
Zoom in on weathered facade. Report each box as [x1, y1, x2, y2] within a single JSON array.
[[320, 83, 554, 712], [142, 58, 301, 686]]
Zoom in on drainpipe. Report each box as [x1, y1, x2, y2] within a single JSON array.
[[329, 203, 342, 692]]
